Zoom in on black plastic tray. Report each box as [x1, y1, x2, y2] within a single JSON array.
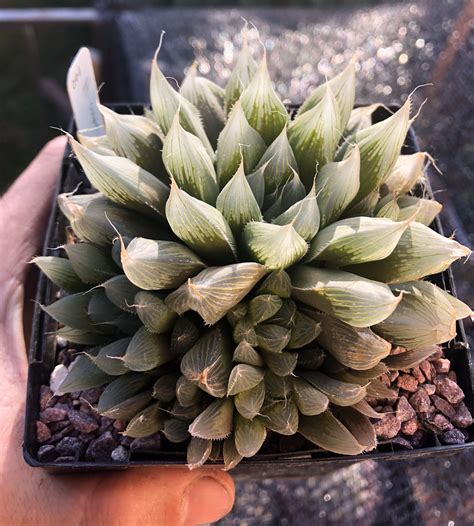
[[23, 104, 473, 477]]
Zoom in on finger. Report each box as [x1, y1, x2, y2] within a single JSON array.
[[78, 466, 235, 526], [0, 136, 67, 283], [0, 283, 28, 387]]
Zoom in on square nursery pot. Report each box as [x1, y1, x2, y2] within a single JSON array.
[[24, 104, 474, 477]]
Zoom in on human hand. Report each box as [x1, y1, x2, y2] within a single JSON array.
[[0, 137, 235, 526]]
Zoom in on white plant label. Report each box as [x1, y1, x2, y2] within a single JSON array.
[[67, 47, 104, 137]]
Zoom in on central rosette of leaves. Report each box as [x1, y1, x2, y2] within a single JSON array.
[[37, 29, 471, 470]]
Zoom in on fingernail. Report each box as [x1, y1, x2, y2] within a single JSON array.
[[183, 476, 233, 526]]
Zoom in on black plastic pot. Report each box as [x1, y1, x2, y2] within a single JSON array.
[[24, 104, 473, 476]]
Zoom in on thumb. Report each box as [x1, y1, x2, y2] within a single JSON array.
[[0, 136, 67, 283], [82, 466, 235, 526]]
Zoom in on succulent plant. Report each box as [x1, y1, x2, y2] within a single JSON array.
[[35, 28, 472, 470]]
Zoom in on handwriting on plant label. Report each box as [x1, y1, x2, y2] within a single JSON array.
[[67, 47, 104, 137]]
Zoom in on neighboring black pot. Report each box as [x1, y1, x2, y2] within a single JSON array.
[[23, 104, 474, 476]]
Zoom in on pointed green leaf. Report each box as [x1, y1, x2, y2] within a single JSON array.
[[77, 131, 114, 155], [58, 353, 113, 394], [373, 280, 462, 349], [216, 161, 263, 235], [255, 125, 299, 192], [280, 168, 306, 210], [345, 98, 412, 202], [292, 377, 329, 416], [299, 370, 366, 406], [235, 381, 265, 420], [58, 192, 99, 223], [99, 105, 166, 179], [227, 364, 264, 396], [375, 196, 400, 220], [226, 302, 249, 328], [273, 183, 320, 242], [207, 439, 222, 462], [255, 324, 291, 353], [288, 86, 340, 189], [88, 338, 130, 376], [172, 400, 204, 421], [223, 435, 244, 471], [234, 413, 267, 458], [314, 312, 391, 370], [443, 290, 473, 320], [366, 378, 398, 400], [166, 263, 267, 325], [266, 298, 297, 329], [262, 350, 298, 377], [152, 373, 180, 403], [257, 270, 292, 298], [352, 400, 384, 419], [260, 399, 298, 435], [246, 163, 266, 208], [166, 182, 238, 264], [187, 437, 213, 470], [121, 236, 205, 290], [189, 398, 234, 440], [383, 345, 440, 370], [233, 318, 258, 346], [241, 53, 288, 144], [270, 300, 298, 332], [298, 61, 356, 130], [344, 103, 382, 137], [287, 311, 321, 349], [264, 370, 293, 399], [243, 222, 308, 270], [216, 99, 266, 187], [163, 418, 191, 443], [248, 294, 283, 325], [150, 43, 214, 157], [225, 27, 257, 113], [396, 196, 442, 226], [163, 112, 218, 204], [290, 267, 401, 328], [334, 363, 389, 386], [233, 341, 264, 367], [296, 346, 326, 371], [316, 146, 361, 228], [176, 375, 202, 407], [170, 317, 200, 355], [299, 412, 366, 455], [262, 188, 283, 222], [64, 243, 118, 285], [133, 291, 176, 334], [58, 193, 167, 247], [43, 292, 92, 331], [70, 137, 169, 218], [56, 326, 110, 345], [346, 222, 471, 284], [33, 256, 84, 293], [105, 311, 142, 336], [97, 373, 153, 419], [381, 152, 427, 197], [123, 402, 164, 438], [180, 326, 233, 398], [181, 63, 226, 147], [123, 326, 174, 371], [96, 275, 138, 315], [343, 189, 379, 218], [336, 407, 376, 450], [305, 216, 413, 267]]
